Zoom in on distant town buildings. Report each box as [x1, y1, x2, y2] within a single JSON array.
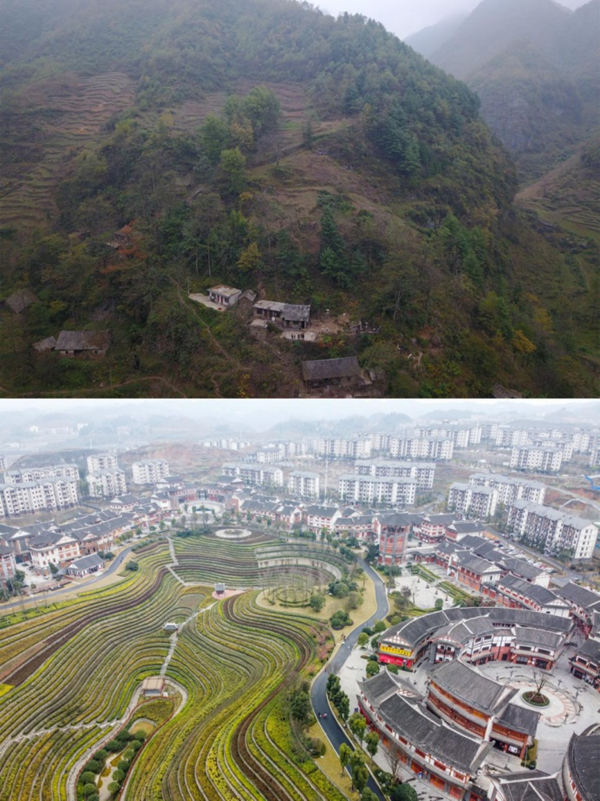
[[507, 501, 598, 560], [448, 483, 498, 519], [86, 453, 127, 499], [132, 459, 170, 485], [287, 471, 320, 498], [0, 462, 80, 518], [222, 462, 284, 487]]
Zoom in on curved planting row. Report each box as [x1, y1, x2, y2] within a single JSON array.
[[0, 544, 202, 799], [0, 537, 347, 801], [172, 533, 347, 589], [0, 543, 167, 678], [124, 591, 344, 801]]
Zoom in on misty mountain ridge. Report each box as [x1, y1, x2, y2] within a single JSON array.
[[407, 0, 600, 182], [0, 0, 597, 397]]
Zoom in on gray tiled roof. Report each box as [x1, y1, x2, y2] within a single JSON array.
[[379, 694, 487, 773], [429, 660, 516, 713], [302, 357, 360, 382], [556, 581, 600, 610], [496, 702, 540, 736], [567, 732, 600, 801], [493, 771, 564, 801]]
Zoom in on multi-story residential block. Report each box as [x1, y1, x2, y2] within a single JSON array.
[[287, 471, 320, 498], [507, 501, 598, 560], [221, 462, 283, 487], [87, 471, 127, 499], [86, 452, 127, 499], [86, 453, 120, 474], [0, 478, 79, 518], [310, 437, 372, 459], [338, 474, 417, 506], [132, 459, 169, 485], [509, 445, 562, 473], [448, 483, 498, 519], [354, 460, 435, 489], [468, 473, 545, 506], [388, 434, 454, 461], [3, 464, 80, 484]]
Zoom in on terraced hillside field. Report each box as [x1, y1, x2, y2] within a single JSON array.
[[172, 531, 349, 588], [0, 538, 346, 801], [0, 72, 135, 229]]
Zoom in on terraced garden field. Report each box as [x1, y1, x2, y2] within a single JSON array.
[[172, 531, 349, 589], [0, 536, 350, 801], [0, 72, 135, 229]]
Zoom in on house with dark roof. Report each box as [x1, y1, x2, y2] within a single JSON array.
[[301, 356, 361, 387], [556, 581, 600, 634], [358, 671, 489, 800], [494, 574, 571, 618], [489, 770, 564, 801], [55, 330, 110, 357], [563, 726, 600, 801], [569, 638, 600, 689], [427, 660, 537, 759], [0, 544, 16, 580], [65, 552, 104, 577]]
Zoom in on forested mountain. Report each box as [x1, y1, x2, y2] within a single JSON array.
[[0, 0, 598, 398], [408, 0, 600, 181]]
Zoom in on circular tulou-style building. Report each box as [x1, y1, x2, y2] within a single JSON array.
[[358, 606, 600, 801]]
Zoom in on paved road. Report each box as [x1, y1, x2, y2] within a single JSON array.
[[311, 556, 389, 800], [0, 545, 134, 612]]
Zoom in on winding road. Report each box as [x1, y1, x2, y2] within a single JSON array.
[[311, 556, 389, 800], [0, 545, 135, 613]]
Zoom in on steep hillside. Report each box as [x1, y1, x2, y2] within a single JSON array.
[[410, 0, 600, 181], [0, 0, 597, 397]]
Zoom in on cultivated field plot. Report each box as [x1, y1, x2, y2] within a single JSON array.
[[172, 531, 348, 588], [0, 539, 345, 801]]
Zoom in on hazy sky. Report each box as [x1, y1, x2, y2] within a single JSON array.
[[317, 0, 589, 39], [0, 399, 599, 430]]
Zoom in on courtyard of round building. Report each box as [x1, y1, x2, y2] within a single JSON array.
[[337, 572, 600, 801]]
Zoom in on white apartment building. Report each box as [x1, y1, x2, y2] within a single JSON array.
[[0, 478, 79, 518], [338, 474, 417, 506], [388, 435, 454, 461], [571, 431, 591, 453], [311, 437, 372, 459], [86, 453, 127, 498], [468, 473, 546, 506], [447, 483, 498, 518], [132, 459, 170, 485], [509, 445, 563, 473], [87, 471, 127, 499], [86, 453, 120, 474], [3, 464, 79, 484], [222, 462, 284, 487], [288, 471, 320, 498], [507, 500, 598, 560], [354, 460, 436, 489]]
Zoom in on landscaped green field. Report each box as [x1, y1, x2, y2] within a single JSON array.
[[0, 536, 347, 801]]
